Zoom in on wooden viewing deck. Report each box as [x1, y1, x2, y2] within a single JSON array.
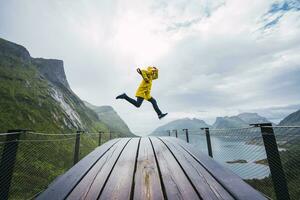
[[38, 137, 267, 200]]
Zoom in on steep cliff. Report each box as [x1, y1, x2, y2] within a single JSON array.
[[33, 58, 70, 89]]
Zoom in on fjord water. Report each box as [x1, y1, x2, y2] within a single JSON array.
[[178, 133, 270, 180]]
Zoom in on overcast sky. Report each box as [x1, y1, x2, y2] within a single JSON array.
[[1, 0, 300, 135]]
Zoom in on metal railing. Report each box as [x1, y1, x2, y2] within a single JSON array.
[[1, 125, 299, 199], [0, 130, 121, 200], [159, 124, 300, 200]]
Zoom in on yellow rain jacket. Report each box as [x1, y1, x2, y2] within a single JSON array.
[[135, 66, 158, 100]]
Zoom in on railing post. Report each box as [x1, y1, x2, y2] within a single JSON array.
[[109, 131, 112, 140], [98, 131, 103, 146], [73, 131, 82, 165], [173, 130, 178, 138], [204, 128, 213, 158], [167, 130, 171, 136], [183, 129, 189, 143], [0, 130, 26, 199], [252, 123, 290, 200]]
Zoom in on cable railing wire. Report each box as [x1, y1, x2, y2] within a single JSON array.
[[1, 126, 299, 199], [0, 129, 124, 199]]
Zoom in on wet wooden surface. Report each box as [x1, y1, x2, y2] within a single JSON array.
[[133, 137, 164, 200], [161, 138, 233, 200], [38, 137, 267, 200], [67, 138, 130, 200]]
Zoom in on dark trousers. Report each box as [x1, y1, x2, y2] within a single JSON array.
[[123, 94, 162, 116]]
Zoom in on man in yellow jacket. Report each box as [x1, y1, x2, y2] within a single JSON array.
[[116, 66, 168, 119]]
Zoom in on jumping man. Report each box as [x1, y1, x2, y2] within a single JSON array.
[[116, 66, 168, 119]]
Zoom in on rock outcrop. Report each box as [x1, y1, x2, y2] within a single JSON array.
[[0, 38, 31, 63], [33, 58, 70, 89]]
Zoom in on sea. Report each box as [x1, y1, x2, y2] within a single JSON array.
[[177, 133, 270, 180]]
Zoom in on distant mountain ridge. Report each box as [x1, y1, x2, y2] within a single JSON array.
[[84, 101, 134, 137], [237, 113, 271, 124], [152, 112, 274, 135], [212, 116, 247, 128], [152, 118, 210, 135], [212, 113, 272, 128]]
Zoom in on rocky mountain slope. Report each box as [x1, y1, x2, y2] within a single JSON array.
[[279, 109, 300, 126]]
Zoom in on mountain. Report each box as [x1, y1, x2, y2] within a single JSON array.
[[212, 116, 248, 128], [152, 118, 210, 135], [0, 38, 129, 199], [212, 113, 273, 128], [152, 112, 273, 135], [237, 113, 271, 124], [84, 101, 134, 137], [0, 38, 107, 133], [279, 109, 300, 126]]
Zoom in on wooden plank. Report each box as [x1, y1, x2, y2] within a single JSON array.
[[133, 137, 164, 200], [67, 138, 131, 200], [164, 137, 267, 200], [37, 138, 120, 200], [160, 137, 234, 200], [99, 138, 140, 200], [149, 137, 200, 200]]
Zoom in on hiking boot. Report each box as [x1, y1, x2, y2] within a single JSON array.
[[158, 113, 168, 119], [116, 93, 126, 99]]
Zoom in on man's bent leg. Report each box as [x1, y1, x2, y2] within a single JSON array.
[[148, 97, 162, 116]]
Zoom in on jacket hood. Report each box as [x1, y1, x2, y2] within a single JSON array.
[[147, 66, 156, 72]]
